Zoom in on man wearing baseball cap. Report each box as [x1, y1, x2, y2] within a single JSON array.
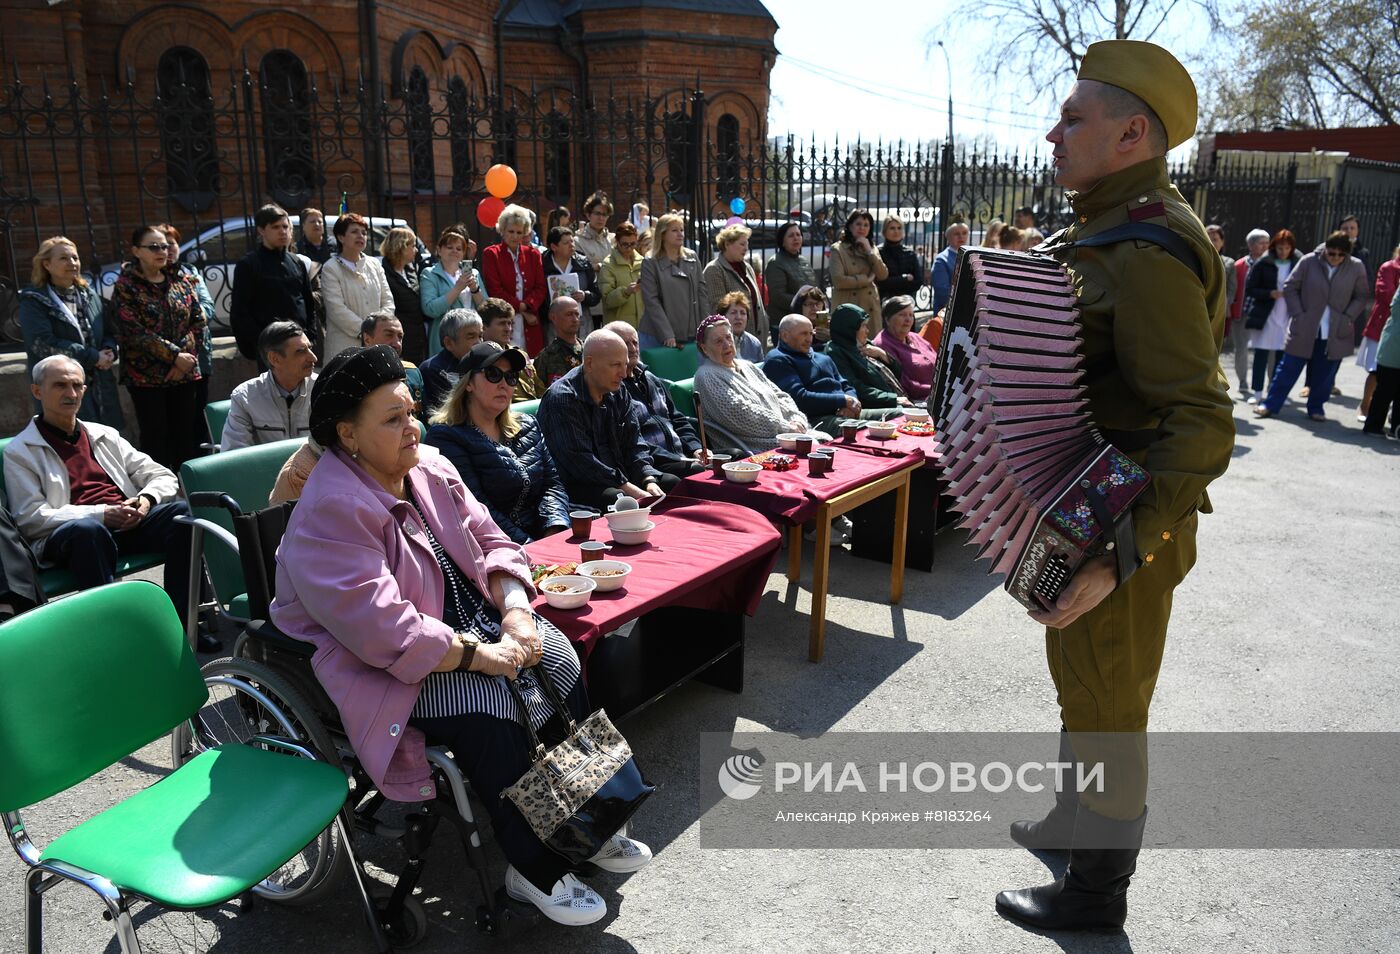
[[995, 40, 1235, 932]]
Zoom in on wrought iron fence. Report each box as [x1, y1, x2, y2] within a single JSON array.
[[2, 68, 1398, 340]]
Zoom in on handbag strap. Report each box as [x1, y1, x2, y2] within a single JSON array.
[[504, 661, 581, 762]]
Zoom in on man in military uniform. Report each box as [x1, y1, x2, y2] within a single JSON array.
[[994, 41, 1235, 932]]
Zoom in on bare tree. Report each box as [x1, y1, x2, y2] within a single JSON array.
[[933, 0, 1222, 86], [1205, 0, 1400, 130]]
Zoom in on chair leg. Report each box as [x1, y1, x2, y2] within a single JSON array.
[[335, 815, 393, 953], [25, 866, 44, 954], [185, 525, 205, 651]]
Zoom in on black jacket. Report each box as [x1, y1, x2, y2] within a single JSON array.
[[384, 262, 429, 364], [424, 414, 571, 544], [230, 245, 316, 361], [1243, 253, 1301, 327], [876, 241, 924, 300], [542, 251, 601, 313]]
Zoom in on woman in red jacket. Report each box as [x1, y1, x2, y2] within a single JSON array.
[[481, 205, 547, 356], [1358, 245, 1400, 421]]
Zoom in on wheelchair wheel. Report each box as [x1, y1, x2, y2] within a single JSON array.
[[370, 885, 429, 948], [171, 656, 351, 906]]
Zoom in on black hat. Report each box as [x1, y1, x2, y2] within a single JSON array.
[[308, 345, 406, 447], [456, 341, 526, 378]]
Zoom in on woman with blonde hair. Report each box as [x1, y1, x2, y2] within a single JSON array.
[[702, 223, 770, 346], [424, 342, 571, 543], [829, 209, 889, 331], [639, 212, 703, 349], [17, 236, 124, 428], [380, 226, 429, 362], [481, 205, 548, 356]]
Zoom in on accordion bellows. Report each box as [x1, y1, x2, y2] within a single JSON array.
[[932, 248, 1151, 610]]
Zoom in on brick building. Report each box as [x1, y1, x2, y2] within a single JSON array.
[[0, 0, 777, 280]]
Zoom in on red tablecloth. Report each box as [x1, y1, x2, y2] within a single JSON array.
[[674, 436, 924, 525], [524, 496, 781, 662]]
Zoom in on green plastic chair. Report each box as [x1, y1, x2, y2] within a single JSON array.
[[640, 342, 699, 382], [204, 400, 231, 447], [0, 437, 165, 598], [511, 398, 541, 417], [179, 438, 306, 644], [668, 377, 696, 416], [0, 581, 386, 953]]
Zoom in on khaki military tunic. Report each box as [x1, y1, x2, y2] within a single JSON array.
[[1041, 157, 1235, 819]]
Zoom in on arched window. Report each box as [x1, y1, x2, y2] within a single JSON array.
[[447, 76, 475, 195], [156, 47, 217, 210], [406, 66, 434, 193], [259, 50, 316, 209], [543, 110, 571, 202], [716, 113, 741, 198]]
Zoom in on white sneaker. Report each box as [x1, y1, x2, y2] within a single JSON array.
[[588, 832, 653, 874], [505, 866, 606, 926], [804, 521, 850, 546], [1246, 391, 1261, 405]]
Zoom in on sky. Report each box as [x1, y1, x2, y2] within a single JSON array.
[[762, 0, 1218, 159]]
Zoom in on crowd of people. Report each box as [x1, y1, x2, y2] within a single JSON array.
[[5, 187, 1398, 930]]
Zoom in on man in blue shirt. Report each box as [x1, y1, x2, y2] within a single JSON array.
[[931, 222, 969, 315], [538, 329, 678, 510], [762, 315, 900, 435]]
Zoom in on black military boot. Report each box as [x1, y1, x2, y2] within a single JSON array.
[[1009, 727, 1077, 851], [995, 804, 1147, 932]]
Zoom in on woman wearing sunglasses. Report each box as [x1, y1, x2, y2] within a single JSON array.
[[425, 342, 572, 543], [110, 224, 206, 469]]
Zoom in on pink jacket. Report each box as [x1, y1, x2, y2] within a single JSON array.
[[271, 444, 535, 801]]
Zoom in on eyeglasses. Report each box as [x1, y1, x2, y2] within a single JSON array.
[[140, 243, 175, 252], [618, 241, 637, 250], [1324, 250, 1347, 259], [478, 366, 521, 386]]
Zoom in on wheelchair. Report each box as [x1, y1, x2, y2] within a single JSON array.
[[178, 493, 545, 947]]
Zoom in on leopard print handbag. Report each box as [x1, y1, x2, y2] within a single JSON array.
[[502, 664, 654, 864]]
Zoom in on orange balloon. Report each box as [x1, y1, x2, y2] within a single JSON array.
[[485, 164, 517, 199], [476, 196, 505, 229]]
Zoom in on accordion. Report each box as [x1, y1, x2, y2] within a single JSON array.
[[932, 247, 1151, 611]]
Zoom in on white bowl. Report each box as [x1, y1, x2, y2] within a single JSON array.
[[902, 407, 930, 422], [604, 506, 654, 531], [577, 560, 632, 592], [723, 461, 762, 484], [539, 574, 596, 609], [609, 521, 656, 545], [867, 421, 899, 440], [775, 432, 808, 451]]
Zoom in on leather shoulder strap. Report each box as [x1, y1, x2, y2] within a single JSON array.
[[1041, 222, 1205, 284]]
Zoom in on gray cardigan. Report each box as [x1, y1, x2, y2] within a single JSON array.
[[694, 359, 809, 452], [639, 249, 704, 343]]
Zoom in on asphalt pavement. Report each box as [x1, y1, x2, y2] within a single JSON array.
[[3, 359, 1397, 954]]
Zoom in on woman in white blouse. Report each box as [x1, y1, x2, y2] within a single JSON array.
[[320, 212, 393, 360]]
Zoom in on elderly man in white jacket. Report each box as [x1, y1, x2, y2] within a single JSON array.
[[221, 321, 317, 451], [3, 355, 213, 648]]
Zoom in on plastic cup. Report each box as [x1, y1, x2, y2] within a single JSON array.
[[795, 436, 814, 456], [579, 540, 611, 563], [709, 453, 732, 477], [807, 451, 831, 476], [570, 511, 595, 538]]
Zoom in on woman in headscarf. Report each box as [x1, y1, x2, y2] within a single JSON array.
[[272, 345, 651, 927], [825, 303, 911, 411]]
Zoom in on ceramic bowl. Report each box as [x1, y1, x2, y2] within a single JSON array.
[[902, 407, 930, 422], [604, 505, 654, 531], [609, 521, 656, 545], [577, 560, 632, 592], [775, 432, 808, 451], [722, 461, 762, 484], [866, 421, 899, 440], [539, 574, 596, 609]]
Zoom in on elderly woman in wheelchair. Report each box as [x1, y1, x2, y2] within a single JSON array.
[[270, 345, 651, 927]]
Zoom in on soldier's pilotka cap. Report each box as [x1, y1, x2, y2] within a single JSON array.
[[1077, 39, 1197, 150]]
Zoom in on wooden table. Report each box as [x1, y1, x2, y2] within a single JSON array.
[[674, 436, 925, 663]]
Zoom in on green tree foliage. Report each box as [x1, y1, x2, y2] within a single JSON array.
[[1206, 0, 1400, 129]]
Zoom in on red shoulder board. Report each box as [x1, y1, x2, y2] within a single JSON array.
[[1128, 201, 1167, 222]]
